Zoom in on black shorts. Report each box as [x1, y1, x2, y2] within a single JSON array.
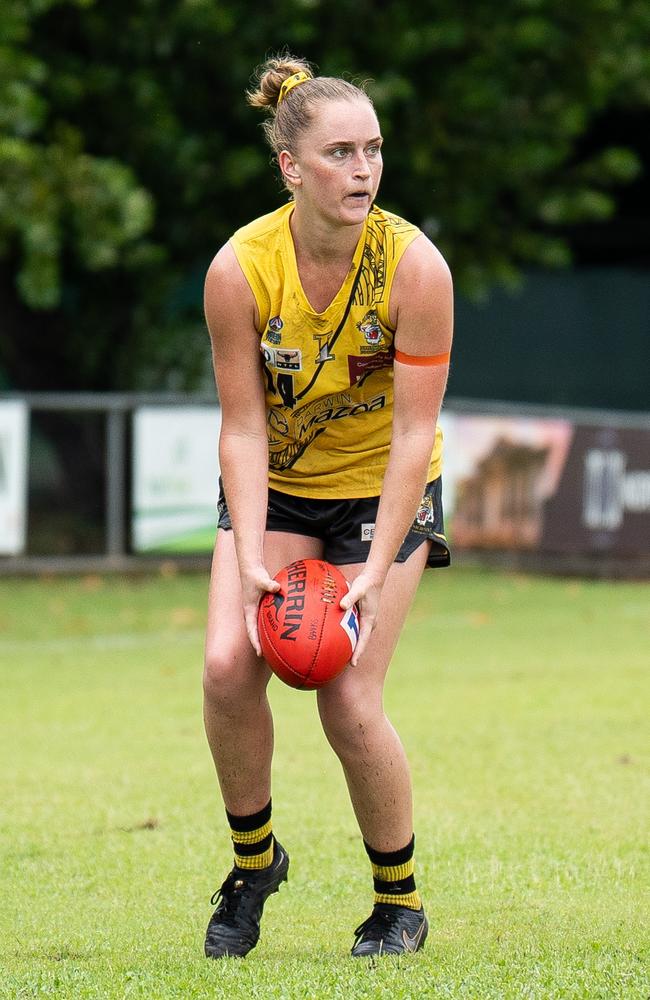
[[217, 478, 450, 569]]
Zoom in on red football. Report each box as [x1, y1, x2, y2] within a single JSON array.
[[258, 559, 360, 689]]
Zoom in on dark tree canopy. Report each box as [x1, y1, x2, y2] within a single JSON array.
[[1, 0, 649, 390]]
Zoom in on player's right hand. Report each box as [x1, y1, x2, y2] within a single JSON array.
[[240, 565, 281, 656], [340, 570, 382, 666]]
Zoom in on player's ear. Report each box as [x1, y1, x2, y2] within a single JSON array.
[[279, 150, 301, 187]]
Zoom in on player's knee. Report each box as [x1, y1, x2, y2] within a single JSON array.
[[317, 680, 382, 755], [203, 641, 254, 707]]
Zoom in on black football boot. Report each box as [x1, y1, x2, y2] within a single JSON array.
[[204, 839, 289, 958], [351, 902, 429, 957]]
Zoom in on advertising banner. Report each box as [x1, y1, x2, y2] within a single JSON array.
[[542, 424, 650, 556], [0, 400, 29, 555], [443, 412, 650, 557], [132, 406, 221, 553]]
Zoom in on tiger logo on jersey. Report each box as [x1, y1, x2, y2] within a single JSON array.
[[357, 310, 384, 351]]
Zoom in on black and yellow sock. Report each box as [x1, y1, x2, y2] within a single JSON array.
[[364, 834, 422, 910], [226, 799, 274, 870]]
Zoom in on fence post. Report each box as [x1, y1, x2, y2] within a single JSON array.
[[106, 407, 127, 558]]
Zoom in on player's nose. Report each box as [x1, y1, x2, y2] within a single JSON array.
[[352, 152, 371, 178]]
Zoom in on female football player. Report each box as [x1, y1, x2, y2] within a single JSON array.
[[202, 54, 452, 959]]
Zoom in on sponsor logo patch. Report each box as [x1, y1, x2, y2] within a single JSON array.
[[267, 390, 387, 472], [262, 344, 302, 371], [348, 351, 393, 386], [361, 522, 375, 541]]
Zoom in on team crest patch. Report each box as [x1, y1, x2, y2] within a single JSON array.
[[415, 494, 435, 528], [266, 316, 283, 345], [357, 310, 384, 350]]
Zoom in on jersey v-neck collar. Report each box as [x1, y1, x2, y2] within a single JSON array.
[[282, 205, 368, 320]]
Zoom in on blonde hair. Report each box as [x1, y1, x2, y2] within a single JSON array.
[[247, 53, 373, 157]]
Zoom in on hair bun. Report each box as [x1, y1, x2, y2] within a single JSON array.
[[247, 54, 314, 111]]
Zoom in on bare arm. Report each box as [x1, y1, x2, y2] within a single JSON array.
[[205, 243, 279, 653], [341, 235, 453, 662]]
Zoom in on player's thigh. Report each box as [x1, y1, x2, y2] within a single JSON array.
[[317, 541, 431, 711], [205, 528, 324, 688]]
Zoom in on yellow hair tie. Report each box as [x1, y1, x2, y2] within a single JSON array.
[[278, 71, 310, 105]]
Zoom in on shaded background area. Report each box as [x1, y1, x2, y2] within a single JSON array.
[[27, 411, 107, 555], [2, 0, 649, 401], [0, 0, 648, 555], [454, 268, 648, 409]]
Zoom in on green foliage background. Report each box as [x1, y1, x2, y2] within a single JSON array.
[[1, 0, 649, 390]]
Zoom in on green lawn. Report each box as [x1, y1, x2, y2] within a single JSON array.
[[1, 567, 648, 999]]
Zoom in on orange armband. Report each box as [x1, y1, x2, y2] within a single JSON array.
[[394, 349, 450, 367]]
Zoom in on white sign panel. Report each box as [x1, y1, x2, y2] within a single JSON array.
[[132, 406, 221, 552], [0, 400, 29, 555], [436, 410, 457, 517]]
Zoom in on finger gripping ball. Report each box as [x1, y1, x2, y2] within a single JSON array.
[[258, 559, 359, 689]]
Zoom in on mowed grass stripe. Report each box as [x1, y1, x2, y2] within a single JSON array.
[[0, 568, 648, 999]]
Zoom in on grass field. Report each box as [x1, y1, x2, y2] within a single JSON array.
[[1, 566, 648, 999]]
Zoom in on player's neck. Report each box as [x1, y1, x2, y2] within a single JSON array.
[[290, 207, 363, 268]]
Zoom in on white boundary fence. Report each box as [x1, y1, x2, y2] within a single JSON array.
[[0, 392, 648, 576]]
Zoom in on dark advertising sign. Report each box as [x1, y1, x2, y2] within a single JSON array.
[[542, 425, 650, 556], [445, 414, 650, 559]]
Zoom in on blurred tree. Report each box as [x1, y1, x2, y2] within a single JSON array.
[[0, 0, 649, 391]]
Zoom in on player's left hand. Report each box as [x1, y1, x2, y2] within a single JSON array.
[[340, 572, 382, 666]]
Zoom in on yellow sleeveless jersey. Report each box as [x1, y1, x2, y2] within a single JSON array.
[[230, 202, 443, 499]]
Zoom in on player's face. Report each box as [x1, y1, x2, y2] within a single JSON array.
[[287, 99, 383, 227]]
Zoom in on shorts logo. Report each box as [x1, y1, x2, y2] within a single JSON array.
[[266, 316, 283, 344], [415, 494, 434, 526], [357, 310, 384, 351], [262, 344, 302, 371], [361, 522, 375, 541]]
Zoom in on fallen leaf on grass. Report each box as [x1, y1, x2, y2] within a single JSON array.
[[120, 817, 160, 832]]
